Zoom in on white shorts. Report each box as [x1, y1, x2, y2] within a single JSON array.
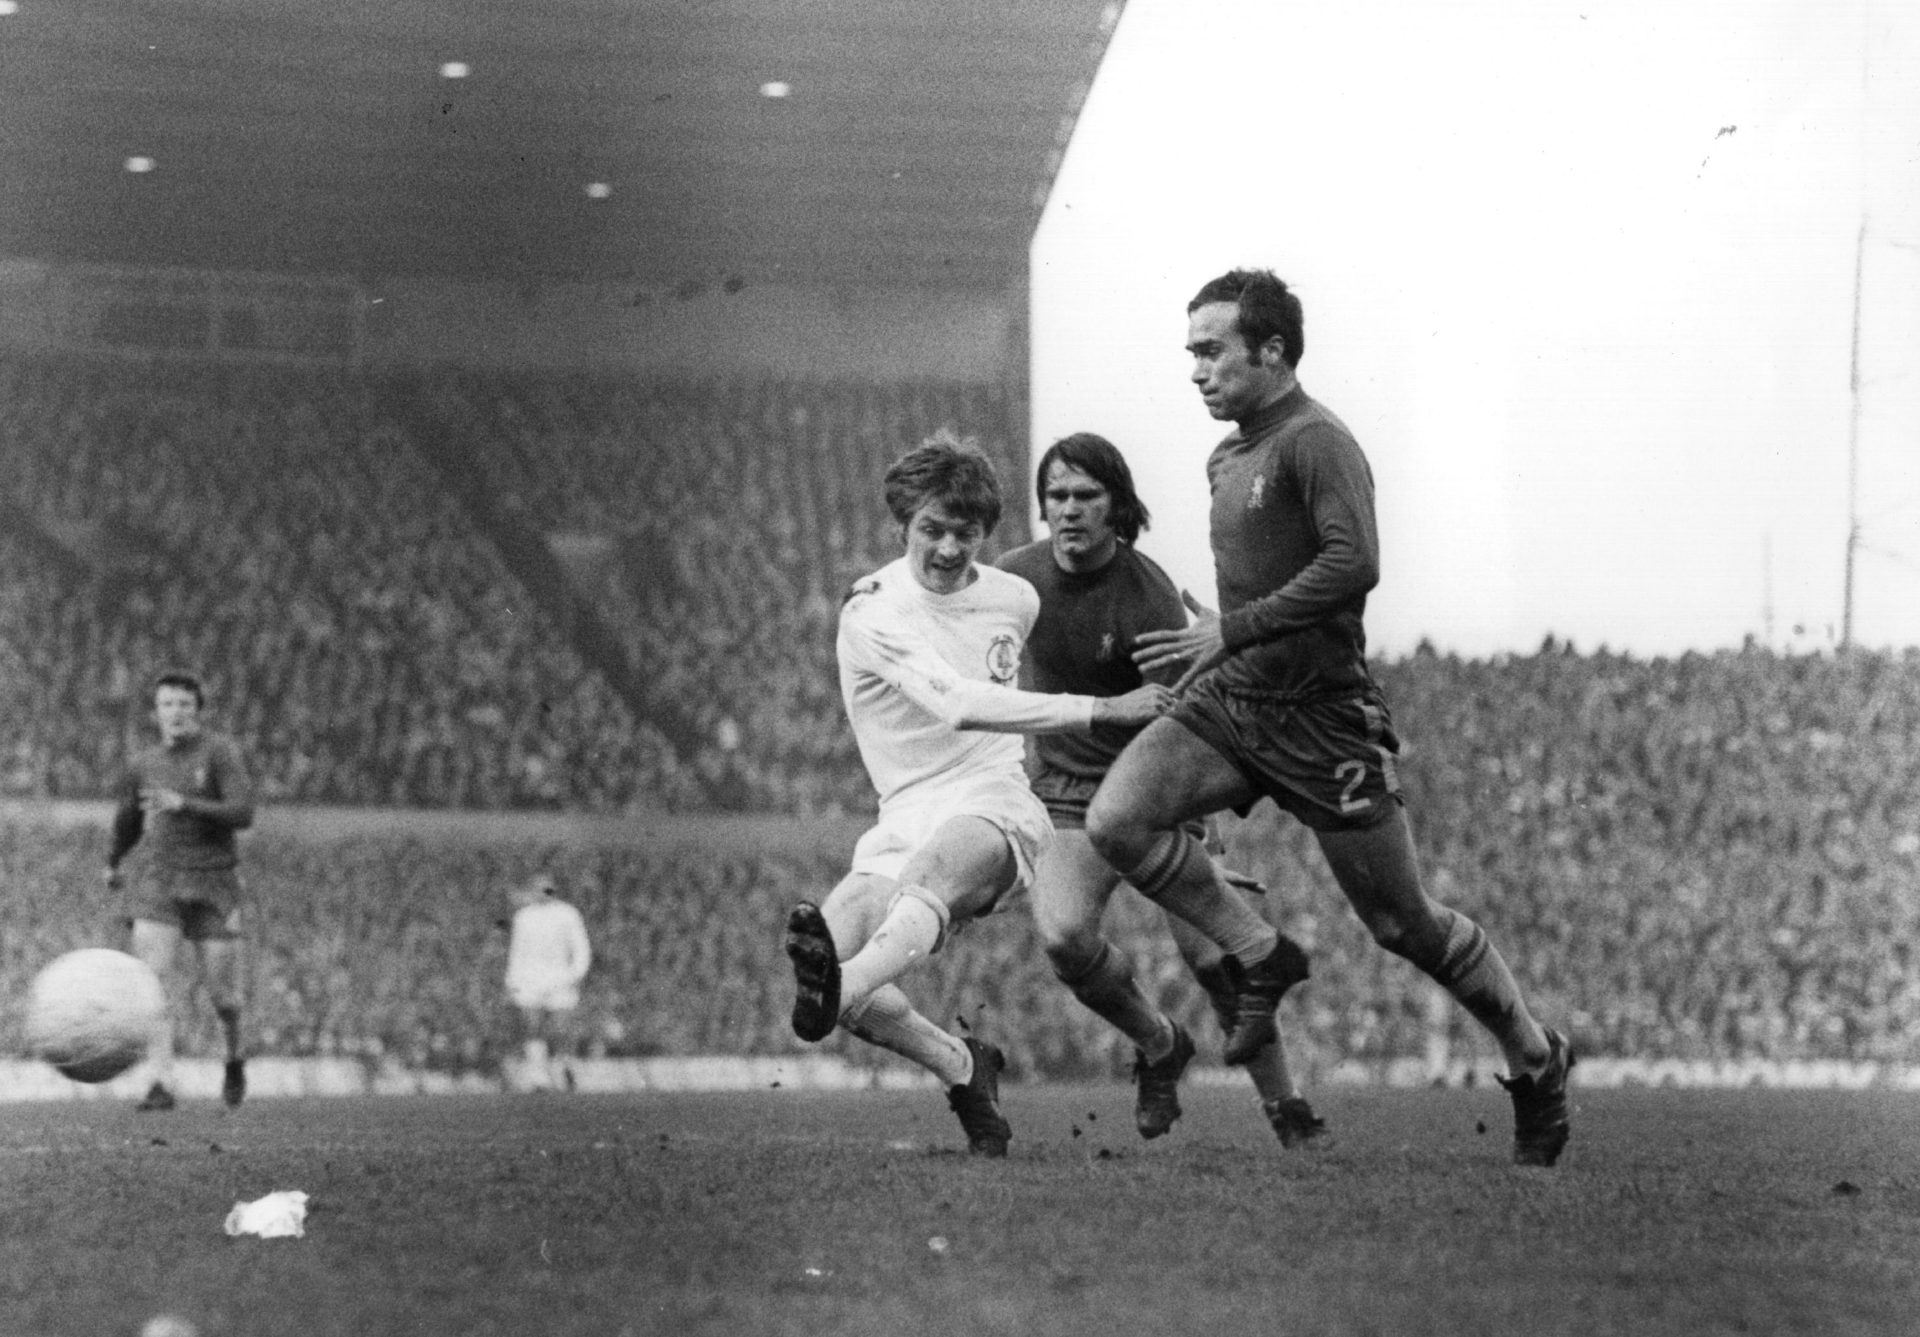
[[508, 980, 581, 1012], [850, 775, 1054, 914]]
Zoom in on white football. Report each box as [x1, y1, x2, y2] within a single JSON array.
[[23, 949, 167, 1084]]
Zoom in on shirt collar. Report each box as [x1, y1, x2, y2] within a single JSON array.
[[1235, 384, 1306, 439]]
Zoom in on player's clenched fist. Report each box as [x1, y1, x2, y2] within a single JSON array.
[[1091, 683, 1177, 727]]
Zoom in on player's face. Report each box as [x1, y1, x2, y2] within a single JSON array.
[[1042, 461, 1119, 573], [1187, 301, 1287, 424], [902, 498, 986, 595], [152, 685, 202, 744]]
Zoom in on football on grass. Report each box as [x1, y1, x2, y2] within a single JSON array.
[[23, 949, 166, 1083]]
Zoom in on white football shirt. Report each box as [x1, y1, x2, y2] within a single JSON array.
[[506, 898, 593, 994], [837, 557, 1096, 810]]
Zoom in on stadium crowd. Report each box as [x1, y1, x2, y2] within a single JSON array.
[[2, 354, 1917, 1075], [412, 366, 1022, 813], [3, 627, 1916, 1078], [0, 355, 699, 810], [0, 355, 1018, 813]]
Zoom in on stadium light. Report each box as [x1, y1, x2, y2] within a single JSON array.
[[124, 156, 155, 174], [440, 61, 471, 79], [759, 81, 792, 99]]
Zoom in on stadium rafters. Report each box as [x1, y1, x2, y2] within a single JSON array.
[[0, 0, 1124, 291]]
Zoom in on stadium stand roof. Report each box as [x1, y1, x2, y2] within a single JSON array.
[[0, 0, 1124, 290]]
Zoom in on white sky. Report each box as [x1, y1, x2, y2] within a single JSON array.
[[1032, 0, 1920, 658]]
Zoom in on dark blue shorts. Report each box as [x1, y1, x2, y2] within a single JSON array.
[[1170, 677, 1403, 833], [132, 866, 244, 941]]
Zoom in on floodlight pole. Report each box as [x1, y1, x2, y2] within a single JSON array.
[[1841, 0, 1870, 653], [1841, 215, 1865, 652]]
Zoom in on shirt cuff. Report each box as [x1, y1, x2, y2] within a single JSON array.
[[1218, 608, 1258, 652]]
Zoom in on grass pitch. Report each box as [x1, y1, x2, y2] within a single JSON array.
[[2, 1082, 1917, 1337]]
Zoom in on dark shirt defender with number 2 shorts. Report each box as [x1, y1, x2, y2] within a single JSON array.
[[1172, 384, 1404, 833]]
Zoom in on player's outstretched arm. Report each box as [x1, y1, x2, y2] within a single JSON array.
[[846, 606, 1105, 736], [918, 669, 1102, 736], [1091, 683, 1179, 727]]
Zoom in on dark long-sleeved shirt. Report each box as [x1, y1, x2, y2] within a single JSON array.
[[108, 731, 256, 872], [996, 540, 1186, 779], [1207, 385, 1380, 701]]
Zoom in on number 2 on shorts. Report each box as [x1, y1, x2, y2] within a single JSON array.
[[1333, 759, 1370, 814]]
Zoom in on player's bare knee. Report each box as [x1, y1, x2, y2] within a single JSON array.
[[1357, 906, 1400, 947], [129, 925, 176, 974], [1367, 911, 1446, 969], [1083, 797, 1144, 869], [822, 875, 891, 951], [1042, 930, 1105, 984]]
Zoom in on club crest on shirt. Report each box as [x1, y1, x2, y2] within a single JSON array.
[[1096, 632, 1116, 663], [841, 577, 882, 606], [194, 764, 211, 792], [1248, 474, 1267, 510], [985, 634, 1018, 684]]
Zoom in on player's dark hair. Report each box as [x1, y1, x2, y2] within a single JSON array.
[[1188, 268, 1305, 368], [883, 429, 1004, 535], [1035, 432, 1150, 545], [152, 671, 205, 709]]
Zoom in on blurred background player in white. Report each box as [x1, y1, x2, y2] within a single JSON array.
[[104, 672, 256, 1112], [997, 433, 1323, 1146], [502, 874, 593, 1092], [783, 431, 1183, 1156]]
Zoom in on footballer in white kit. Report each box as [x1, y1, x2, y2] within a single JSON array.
[[503, 875, 592, 1091], [837, 554, 1088, 892], [784, 434, 1174, 1156]]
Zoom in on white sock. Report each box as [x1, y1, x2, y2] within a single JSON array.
[[841, 985, 971, 1086], [838, 895, 945, 1006]]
